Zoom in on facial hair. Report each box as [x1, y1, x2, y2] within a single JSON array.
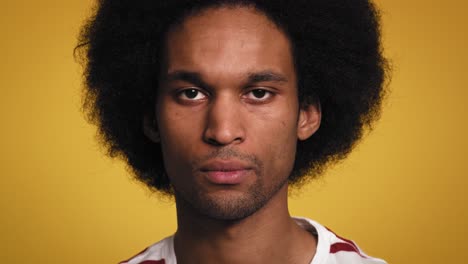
[[173, 148, 289, 221]]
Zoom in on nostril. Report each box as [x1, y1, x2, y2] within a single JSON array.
[[202, 106, 246, 145], [204, 135, 244, 146], [206, 138, 223, 146]]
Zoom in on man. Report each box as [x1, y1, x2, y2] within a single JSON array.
[[77, 0, 388, 263]]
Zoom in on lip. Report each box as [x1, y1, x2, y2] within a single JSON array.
[[200, 160, 253, 185]]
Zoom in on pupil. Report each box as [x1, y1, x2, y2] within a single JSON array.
[[252, 90, 266, 98], [185, 89, 198, 99]]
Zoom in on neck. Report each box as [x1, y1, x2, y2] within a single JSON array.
[[173, 185, 317, 264]]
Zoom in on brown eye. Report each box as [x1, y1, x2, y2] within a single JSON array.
[[184, 89, 199, 99], [178, 88, 206, 101], [251, 89, 267, 98], [245, 89, 273, 101]]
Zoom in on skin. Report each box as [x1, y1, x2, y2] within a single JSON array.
[[145, 6, 321, 264]]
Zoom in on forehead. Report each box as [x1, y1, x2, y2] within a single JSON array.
[[163, 6, 295, 81]]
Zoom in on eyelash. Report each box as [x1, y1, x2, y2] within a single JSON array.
[[178, 88, 207, 101], [176, 88, 275, 103], [244, 89, 274, 101]]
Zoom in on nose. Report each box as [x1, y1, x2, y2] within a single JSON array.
[[203, 95, 245, 146]]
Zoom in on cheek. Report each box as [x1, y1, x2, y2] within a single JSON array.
[[250, 108, 298, 176], [269, 122, 298, 171], [156, 105, 202, 180], [157, 100, 202, 146]]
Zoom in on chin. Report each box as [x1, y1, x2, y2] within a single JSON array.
[[179, 187, 269, 221]]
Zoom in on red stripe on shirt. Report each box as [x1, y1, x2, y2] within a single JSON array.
[[325, 227, 368, 258], [330, 242, 367, 258], [139, 260, 165, 264], [119, 247, 149, 264], [325, 227, 362, 252]]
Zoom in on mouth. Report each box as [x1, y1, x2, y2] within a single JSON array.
[[200, 160, 253, 185]]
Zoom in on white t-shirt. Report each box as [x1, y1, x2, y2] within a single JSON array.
[[120, 217, 387, 264]]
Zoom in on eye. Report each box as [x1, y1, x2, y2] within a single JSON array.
[[178, 88, 207, 101], [245, 89, 274, 101]]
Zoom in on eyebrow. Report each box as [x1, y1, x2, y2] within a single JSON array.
[[163, 70, 210, 89], [247, 70, 289, 84], [163, 69, 289, 87]]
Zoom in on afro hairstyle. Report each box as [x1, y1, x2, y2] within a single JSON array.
[[76, 0, 390, 194]]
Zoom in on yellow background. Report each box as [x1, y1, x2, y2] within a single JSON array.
[[1, 0, 466, 263]]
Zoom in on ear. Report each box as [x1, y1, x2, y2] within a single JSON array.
[[297, 102, 321, 141], [143, 115, 160, 143]]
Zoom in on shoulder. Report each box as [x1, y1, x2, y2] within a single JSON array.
[[293, 217, 387, 264], [119, 236, 175, 264]]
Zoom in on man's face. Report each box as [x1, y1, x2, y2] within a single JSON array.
[[154, 7, 315, 220]]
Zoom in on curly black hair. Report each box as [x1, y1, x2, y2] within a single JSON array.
[[76, 0, 389, 195]]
